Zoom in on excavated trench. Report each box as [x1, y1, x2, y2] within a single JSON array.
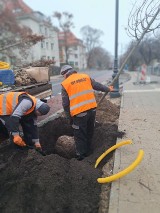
[[0, 94, 124, 213]]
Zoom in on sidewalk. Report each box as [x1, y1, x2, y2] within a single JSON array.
[[108, 72, 160, 213]]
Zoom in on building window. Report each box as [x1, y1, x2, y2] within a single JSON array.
[[41, 41, 45, 48], [51, 43, 54, 50], [75, 54, 78, 58], [12, 8, 22, 13], [46, 42, 48, 49], [74, 46, 78, 50], [48, 56, 50, 60], [45, 27, 48, 36], [75, 62, 78, 66], [69, 61, 74, 66], [39, 26, 43, 34], [41, 56, 46, 60]]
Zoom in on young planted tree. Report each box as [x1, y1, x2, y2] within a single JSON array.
[[80, 25, 103, 68], [122, 0, 160, 69], [98, 0, 160, 105], [53, 12, 74, 64]]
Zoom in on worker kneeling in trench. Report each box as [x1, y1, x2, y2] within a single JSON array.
[[60, 65, 114, 161], [0, 92, 50, 155]]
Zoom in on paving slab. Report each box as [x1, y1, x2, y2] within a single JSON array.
[[108, 72, 160, 213]]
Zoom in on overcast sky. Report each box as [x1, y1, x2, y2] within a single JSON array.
[[24, 0, 134, 55]]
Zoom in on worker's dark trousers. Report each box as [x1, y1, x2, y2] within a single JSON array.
[[0, 115, 38, 146], [0, 119, 9, 141], [20, 116, 39, 146], [72, 108, 96, 156]]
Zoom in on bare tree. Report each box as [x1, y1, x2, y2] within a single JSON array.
[[53, 11, 74, 64], [98, 0, 160, 105], [80, 25, 103, 68], [89, 47, 111, 69]]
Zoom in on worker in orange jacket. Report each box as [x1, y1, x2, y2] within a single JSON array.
[[0, 92, 50, 154], [60, 65, 113, 160]]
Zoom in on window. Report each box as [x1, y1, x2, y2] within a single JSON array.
[[69, 61, 74, 66], [48, 56, 50, 60], [51, 43, 54, 50], [45, 27, 48, 36], [75, 62, 78, 66], [75, 54, 78, 58], [46, 42, 48, 49], [12, 8, 22, 13], [39, 26, 43, 34], [41, 41, 45, 48], [74, 46, 78, 50], [41, 56, 46, 60]]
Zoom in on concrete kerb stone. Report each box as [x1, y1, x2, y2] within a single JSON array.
[[38, 109, 63, 127]]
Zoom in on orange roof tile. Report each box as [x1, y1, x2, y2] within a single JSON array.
[[5, 0, 33, 15]]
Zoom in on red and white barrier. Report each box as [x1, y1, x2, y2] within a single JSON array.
[[140, 64, 147, 81]]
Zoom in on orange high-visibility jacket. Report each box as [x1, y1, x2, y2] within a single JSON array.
[[61, 73, 97, 116], [0, 92, 36, 115]]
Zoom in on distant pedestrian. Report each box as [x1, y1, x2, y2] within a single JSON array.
[[0, 92, 50, 155], [60, 65, 113, 160]]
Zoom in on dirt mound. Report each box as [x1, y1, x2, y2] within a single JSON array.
[[0, 95, 124, 213]]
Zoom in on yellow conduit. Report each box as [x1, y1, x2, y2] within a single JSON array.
[[0, 61, 10, 70], [97, 149, 144, 183], [95, 140, 132, 168]]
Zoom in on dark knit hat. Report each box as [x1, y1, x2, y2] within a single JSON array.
[[37, 103, 50, 115], [36, 99, 50, 115]]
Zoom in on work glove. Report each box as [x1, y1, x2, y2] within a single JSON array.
[[34, 143, 46, 156], [109, 85, 114, 92], [13, 135, 26, 147]]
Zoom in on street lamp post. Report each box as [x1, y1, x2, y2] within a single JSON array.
[[110, 0, 120, 98]]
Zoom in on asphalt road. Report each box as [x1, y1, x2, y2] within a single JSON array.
[[50, 69, 113, 96]]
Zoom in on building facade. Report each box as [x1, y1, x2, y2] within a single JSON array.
[[58, 32, 87, 70], [2, 0, 60, 66], [17, 12, 60, 66]]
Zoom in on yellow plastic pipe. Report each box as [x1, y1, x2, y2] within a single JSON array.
[[95, 140, 132, 168], [97, 149, 144, 183]]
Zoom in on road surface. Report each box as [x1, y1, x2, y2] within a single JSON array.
[[50, 69, 113, 96]]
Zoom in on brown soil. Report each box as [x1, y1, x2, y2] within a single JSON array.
[[0, 94, 125, 213]]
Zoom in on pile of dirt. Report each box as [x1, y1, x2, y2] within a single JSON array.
[[0, 95, 124, 213]]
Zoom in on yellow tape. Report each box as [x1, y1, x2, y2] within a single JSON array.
[[95, 140, 132, 168], [97, 149, 144, 183]]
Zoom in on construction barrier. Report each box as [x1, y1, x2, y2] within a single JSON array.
[[140, 64, 147, 81]]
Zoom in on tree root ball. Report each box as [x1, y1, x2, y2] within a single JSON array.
[[55, 135, 76, 159]]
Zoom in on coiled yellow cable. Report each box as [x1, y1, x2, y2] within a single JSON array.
[[97, 149, 144, 183], [95, 140, 132, 168], [0, 61, 10, 70]]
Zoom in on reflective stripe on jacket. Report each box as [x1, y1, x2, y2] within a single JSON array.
[[61, 73, 97, 116], [0, 92, 36, 115]]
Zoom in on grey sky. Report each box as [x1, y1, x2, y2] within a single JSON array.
[[24, 0, 134, 55]]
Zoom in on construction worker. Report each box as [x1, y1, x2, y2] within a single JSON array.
[[60, 65, 113, 160], [0, 92, 50, 154]]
